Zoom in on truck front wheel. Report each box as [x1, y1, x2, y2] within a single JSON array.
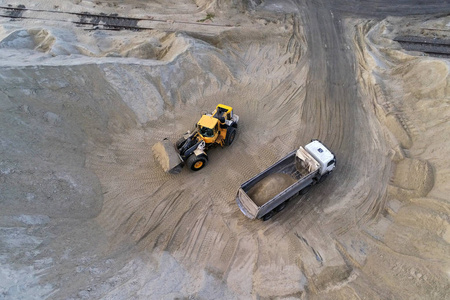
[[318, 172, 330, 183]]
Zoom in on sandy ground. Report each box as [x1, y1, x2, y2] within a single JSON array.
[[0, 0, 449, 299]]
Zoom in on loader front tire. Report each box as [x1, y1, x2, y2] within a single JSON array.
[[187, 154, 207, 171], [176, 137, 187, 149]]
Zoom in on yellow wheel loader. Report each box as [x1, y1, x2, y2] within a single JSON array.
[[152, 104, 239, 174]]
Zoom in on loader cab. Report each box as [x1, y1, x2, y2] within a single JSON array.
[[197, 115, 219, 144], [200, 126, 214, 137]]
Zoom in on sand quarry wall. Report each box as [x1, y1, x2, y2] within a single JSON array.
[[349, 15, 450, 299]]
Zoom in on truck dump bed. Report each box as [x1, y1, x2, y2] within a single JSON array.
[[236, 147, 320, 219]]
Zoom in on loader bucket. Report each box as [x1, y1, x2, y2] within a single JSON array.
[[152, 139, 184, 174]]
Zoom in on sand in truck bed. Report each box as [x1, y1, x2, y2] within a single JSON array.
[[247, 173, 297, 206]]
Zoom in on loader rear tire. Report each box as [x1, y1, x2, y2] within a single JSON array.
[[225, 127, 236, 146], [187, 154, 207, 171]]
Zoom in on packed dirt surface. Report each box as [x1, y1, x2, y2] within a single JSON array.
[[1, 0, 449, 299]]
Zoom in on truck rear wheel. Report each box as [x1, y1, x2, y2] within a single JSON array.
[[262, 211, 274, 221], [274, 202, 286, 212], [186, 154, 207, 171], [299, 185, 312, 195]]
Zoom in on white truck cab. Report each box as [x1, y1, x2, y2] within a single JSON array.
[[304, 140, 336, 175]]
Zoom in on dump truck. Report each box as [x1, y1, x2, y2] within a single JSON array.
[[236, 140, 336, 221], [153, 104, 239, 174]]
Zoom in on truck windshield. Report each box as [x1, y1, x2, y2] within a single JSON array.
[[200, 126, 214, 137]]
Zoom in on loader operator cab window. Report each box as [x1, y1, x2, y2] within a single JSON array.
[[200, 126, 214, 137]]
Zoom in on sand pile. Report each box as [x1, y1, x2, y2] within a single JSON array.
[[349, 15, 450, 299]]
